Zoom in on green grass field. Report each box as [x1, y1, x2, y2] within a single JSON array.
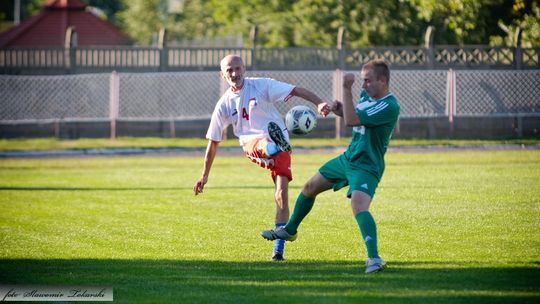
[[0, 137, 539, 151], [1, 149, 539, 303]]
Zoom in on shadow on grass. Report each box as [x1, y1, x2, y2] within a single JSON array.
[[0, 259, 538, 304]]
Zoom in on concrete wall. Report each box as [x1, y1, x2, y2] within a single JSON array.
[[1, 116, 539, 139]]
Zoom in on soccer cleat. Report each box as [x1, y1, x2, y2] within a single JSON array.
[[268, 122, 292, 152], [261, 226, 297, 242], [272, 251, 285, 262], [365, 257, 387, 274]]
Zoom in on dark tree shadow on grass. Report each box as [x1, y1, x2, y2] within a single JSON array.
[[0, 259, 538, 304]]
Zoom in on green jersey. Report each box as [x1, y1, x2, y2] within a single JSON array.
[[343, 90, 400, 180]]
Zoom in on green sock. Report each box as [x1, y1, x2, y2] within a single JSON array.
[[284, 192, 315, 235], [355, 211, 379, 258]]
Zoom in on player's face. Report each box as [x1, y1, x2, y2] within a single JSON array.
[[221, 58, 245, 91], [361, 68, 386, 100]]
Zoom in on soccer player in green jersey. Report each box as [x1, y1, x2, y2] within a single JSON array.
[[261, 60, 400, 273]]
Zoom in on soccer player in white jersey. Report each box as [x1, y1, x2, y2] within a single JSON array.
[[193, 54, 332, 261], [262, 60, 400, 273]]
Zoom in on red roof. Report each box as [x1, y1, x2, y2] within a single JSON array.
[[0, 0, 132, 47]]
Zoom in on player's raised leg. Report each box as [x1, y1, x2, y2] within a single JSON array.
[[268, 122, 291, 152]]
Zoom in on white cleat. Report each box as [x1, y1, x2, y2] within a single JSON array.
[[365, 257, 387, 274]]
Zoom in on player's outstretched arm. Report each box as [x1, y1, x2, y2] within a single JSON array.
[[291, 87, 332, 117], [193, 140, 220, 195]]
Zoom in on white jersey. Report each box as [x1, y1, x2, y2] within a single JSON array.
[[206, 77, 294, 146]]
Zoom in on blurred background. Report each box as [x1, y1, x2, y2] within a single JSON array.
[[2, 0, 538, 48], [0, 0, 539, 139]]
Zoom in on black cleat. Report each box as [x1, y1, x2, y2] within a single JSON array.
[[261, 227, 297, 241], [272, 252, 285, 262], [268, 122, 291, 152]]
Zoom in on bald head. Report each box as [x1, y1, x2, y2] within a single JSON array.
[[220, 55, 244, 71], [220, 55, 246, 91]]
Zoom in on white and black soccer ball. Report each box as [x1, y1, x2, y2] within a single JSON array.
[[285, 105, 318, 135]]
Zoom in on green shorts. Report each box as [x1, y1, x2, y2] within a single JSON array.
[[319, 154, 380, 198]]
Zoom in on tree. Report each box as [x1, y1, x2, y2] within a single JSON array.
[[210, 0, 296, 47], [408, 0, 491, 44], [118, 0, 165, 45], [86, 0, 125, 26], [0, 0, 44, 25], [113, 0, 539, 47], [165, 0, 218, 44], [406, 0, 539, 46], [290, 0, 424, 47], [490, 0, 540, 47], [118, 0, 219, 46]]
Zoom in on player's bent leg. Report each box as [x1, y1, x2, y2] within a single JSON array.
[[302, 172, 334, 198], [261, 173, 333, 242], [268, 122, 291, 152], [243, 138, 274, 161], [284, 173, 333, 234]]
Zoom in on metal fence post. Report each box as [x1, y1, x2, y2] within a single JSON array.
[[424, 26, 435, 69], [64, 26, 77, 73], [338, 26, 346, 70], [514, 27, 523, 69], [335, 26, 346, 139], [446, 69, 456, 135], [110, 71, 119, 140], [169, 116, 176, 138], [250, 25, 258, 70], [158, 27, 168, 72]]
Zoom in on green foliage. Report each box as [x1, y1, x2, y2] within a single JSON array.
[[105, 0, 416, 46], [21, 0, 44, 20], [118, 0, 163, 45], [0, 151, 539, 302], [0, 0, 44, 23], [86, 0, 125, 25], [209, 0, 296, 47], [490, 1, 540, 47], [291, 0, 424, 47], [164, 0, 219, 44], [3, 0, 539, 47], [408, 0, 539, 46]]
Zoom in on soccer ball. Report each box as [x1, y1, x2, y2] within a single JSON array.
[[285, 105, 318, 135]]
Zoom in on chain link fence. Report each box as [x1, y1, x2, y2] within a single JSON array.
[[1, 70, 538, 126], [455, 70, 540, 116], [390, 70, 448, 117], [0, 73, 110, 121], [118, 72, 221, 120]]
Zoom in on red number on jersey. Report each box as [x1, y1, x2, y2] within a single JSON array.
[[242, 108, 249, 120]]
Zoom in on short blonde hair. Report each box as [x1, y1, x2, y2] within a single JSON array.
[[363, 60, 390, 83]]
